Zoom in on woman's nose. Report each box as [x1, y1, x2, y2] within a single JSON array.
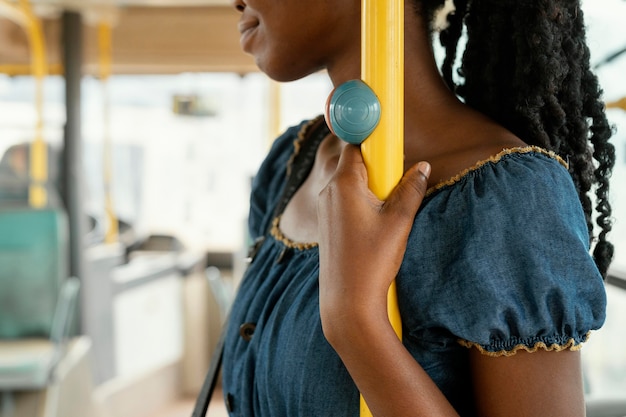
[[231, 0, 246, 12]]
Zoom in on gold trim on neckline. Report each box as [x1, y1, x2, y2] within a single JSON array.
[[286, 116, 325, 177], [270, 216, 319, 250], [425, 146, 568, 197]]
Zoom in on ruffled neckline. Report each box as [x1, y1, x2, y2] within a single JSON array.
[[425, 146, 567, 197], [272, 119, 568, 250]]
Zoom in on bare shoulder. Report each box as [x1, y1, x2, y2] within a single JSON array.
[[416, 129, 527, 188]]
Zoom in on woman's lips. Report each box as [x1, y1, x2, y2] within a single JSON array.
[[238, 19, 259, 50]]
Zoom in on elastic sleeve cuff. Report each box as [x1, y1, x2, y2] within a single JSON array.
[[458, 331, 592, 357]]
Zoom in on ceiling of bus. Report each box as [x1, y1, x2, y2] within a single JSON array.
[[30, 0, 230, 6], [0, 2, 257, 75]]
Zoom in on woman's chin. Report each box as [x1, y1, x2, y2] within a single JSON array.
[[257, 59, 319, 83]]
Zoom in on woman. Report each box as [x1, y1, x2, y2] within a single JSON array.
[[222, 0, 615, 415]]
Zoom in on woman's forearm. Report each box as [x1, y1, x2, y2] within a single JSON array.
[[321, 298, 460, 417]]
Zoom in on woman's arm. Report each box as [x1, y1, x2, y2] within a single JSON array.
[[471, 348, 586, 417], [318, 144, 457, 416], [317, 144, 587, 417]]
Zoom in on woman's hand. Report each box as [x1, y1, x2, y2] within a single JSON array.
[[316, 144, 586, 417], [317, 143, 431, 343], [316, 145, 462, 417]]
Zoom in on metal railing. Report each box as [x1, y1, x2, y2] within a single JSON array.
[[607, 266, 626, 291]]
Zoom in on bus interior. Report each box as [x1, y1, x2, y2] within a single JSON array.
[[1, 0, 626, 416]]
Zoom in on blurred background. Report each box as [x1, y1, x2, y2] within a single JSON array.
[[0, 0, 625, 416]]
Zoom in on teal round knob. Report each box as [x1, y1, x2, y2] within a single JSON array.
[[325, 79, 381, 145]]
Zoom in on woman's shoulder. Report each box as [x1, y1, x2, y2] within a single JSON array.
[[400, 147, 604, 357], [411, 144, 590, 262]]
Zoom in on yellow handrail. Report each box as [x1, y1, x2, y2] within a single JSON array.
[[1, 0, 50, 207], [359, 0, 404, 415], [607, 97, 626, 111], [269, 80, 282, 145], [0, 63, 63, 76], [99, 22, 119, 243], [0, 1, 28, 26]]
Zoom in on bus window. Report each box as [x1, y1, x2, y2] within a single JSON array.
[[579, 0, 626, 402]]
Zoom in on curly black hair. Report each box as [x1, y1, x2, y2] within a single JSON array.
[[419, 0, 615, 277]]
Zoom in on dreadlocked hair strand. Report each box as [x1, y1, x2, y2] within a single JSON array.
[[422, 0, 615, 277], [438, 0, 468, 90]]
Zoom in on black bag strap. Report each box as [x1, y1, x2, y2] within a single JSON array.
[[191, 322, 227, 417], [191, 117, 329, 417]]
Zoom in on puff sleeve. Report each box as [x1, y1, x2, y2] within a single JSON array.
[[398, 149, 607, 356]]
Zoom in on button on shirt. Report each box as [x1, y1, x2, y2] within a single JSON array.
[[239, 323, 256, 342]]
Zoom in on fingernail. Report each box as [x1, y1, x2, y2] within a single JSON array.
[[417, 162, 431, 179]]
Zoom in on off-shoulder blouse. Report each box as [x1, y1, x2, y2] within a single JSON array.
[[222, 117, 606, 416]]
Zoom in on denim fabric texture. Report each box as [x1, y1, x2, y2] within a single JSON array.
[[221, 118, 607, 416]]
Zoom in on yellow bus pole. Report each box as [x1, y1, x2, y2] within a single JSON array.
[[98, 22, 119, 243], [268, 80, 282, 146], [360, 0, 404, 415]]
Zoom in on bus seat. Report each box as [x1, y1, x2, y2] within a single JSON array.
[[0, 207, 74, 415], [0, 277, 80, 389], [0, 277, 82, 417], [0, 208, 68, 339]]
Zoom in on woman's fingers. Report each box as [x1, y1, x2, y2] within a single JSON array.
[[335, 142, 430, 204], [317, 144, 432, 343], [318, 142, 431, 273], [331, 143, 370, 189], [383, 161, 431, 223]]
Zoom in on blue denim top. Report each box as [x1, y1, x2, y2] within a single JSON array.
[[222, 118, 606, 416]]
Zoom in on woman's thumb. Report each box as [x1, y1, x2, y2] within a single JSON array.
[[385, 161, 431, 220]]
